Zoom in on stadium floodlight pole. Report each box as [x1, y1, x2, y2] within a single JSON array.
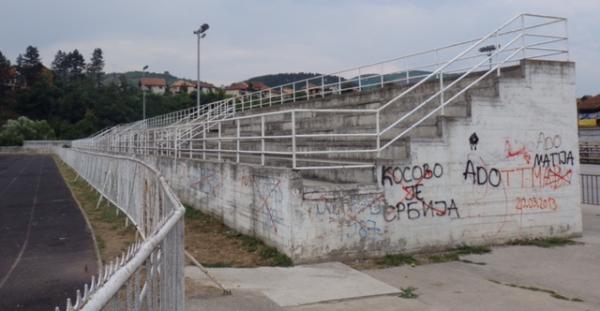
[[142, 65, 149, 120], [194, 23, 209, 112]]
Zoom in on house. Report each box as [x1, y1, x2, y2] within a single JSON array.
[[247, 81, 268, 92], [170, 80, 196, 94], [225, 81, 270, 97], [198, 81, 218, 94], [139, 78, 166, 95], [225, 82, 249, 96], [578, 95, 600, 127], [4, 67, 17, 90]]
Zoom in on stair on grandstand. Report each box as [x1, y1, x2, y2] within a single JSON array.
[[188, 67, 503, 183]]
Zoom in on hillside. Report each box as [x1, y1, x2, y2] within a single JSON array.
[[246, 72, 344, 87]]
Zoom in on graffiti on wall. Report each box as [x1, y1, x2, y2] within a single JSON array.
[[311, 193, 386, 240], [251, 175, 285, 234], [463, 132, 574, 212], [190, 166, 221, 196], [381, 163, 460, 222]]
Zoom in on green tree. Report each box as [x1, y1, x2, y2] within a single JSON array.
[[65, 49, 86, 79], [52, 50, 68, 84], [0, 116, 56, 146], [0, 50, 11, 88], [87, 48, 104, 87], [16, 46, 43, 87]]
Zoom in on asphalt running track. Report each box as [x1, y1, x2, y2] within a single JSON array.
[[0, 155, 98, 310]]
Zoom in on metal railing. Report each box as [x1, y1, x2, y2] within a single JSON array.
[[582, 174, 600, 205], [580, 142, 600, 164], [75, 13, 569, 170], [54, 148, 185, 311]]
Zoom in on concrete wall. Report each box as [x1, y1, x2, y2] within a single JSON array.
[[138, 155, 304, 255], [144, 61, 582, 263], [294, 60, 582, 261]]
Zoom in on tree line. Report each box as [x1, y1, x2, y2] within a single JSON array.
[[0, 46, 225, 145]]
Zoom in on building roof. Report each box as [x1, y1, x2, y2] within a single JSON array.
[[170, 80, 216, 89], [140, 77, 166, 87], [225, 82, 249, 91], [578, 95, 600, 112], [171, 80, 196, 87], [199, 81, 216, 89], [248, 81, 268, 91]]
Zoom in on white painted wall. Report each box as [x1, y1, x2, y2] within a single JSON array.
[[146, 61, 582, 263], [291, 61, 582, 262]]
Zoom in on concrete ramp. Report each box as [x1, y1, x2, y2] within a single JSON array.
[[185, 262, 400, 307]]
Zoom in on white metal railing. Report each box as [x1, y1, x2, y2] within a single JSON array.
[[74, 13, 568, 170], [54, 147, 185, 311]]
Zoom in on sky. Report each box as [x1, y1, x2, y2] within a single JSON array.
[[1, 0, 598, 96]]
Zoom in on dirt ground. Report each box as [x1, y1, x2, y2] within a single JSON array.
[[184, 206, 292, 267]]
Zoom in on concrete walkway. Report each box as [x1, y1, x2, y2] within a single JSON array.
[[186, 204, 600, 310], [0, 155, 98, 311]]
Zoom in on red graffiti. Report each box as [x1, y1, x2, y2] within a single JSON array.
[[505, 140, 531, 164], [516, 196, 558, 211]]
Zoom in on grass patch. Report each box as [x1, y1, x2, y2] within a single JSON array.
[[53, 156, 138, 264], [429, 253, 460, 263], [489, 280, 584, 302], [376, 254, 419, 267], [427, 245, 491, 264], [399, 287, 419, 299], [348, 245, 491, 269], [185, 205, 204, 220], [454, 245, 491, 255], [184, 205, 293, 267], [201, 262, 232, 268], [508, 237, 580, 248]]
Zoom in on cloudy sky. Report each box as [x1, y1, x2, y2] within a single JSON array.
[[1, 0, 598, 95]]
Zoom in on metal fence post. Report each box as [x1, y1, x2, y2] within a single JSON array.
[[376, 110, 381, 158], [521, 14, 526, 59], [261, 116, 265, 166], [440, 68, 445, 116], [321, 76, 325, 98], [306, 80, 309, 100], [236, 119, 240, 163], [187, 126, 191, 159], [358, 67, 362, 91], [218, 121, 222, 161], [380, 64, 384, 88], [202, 124, 206, 160], [291, 111, 296, 169]]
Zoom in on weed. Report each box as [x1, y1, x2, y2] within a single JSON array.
[[399, 287, 419, 299], [376, 254, 419, 267], [454, 245, 491, 255], [184, 205, 203, 220], [428, 253, 459, 263], [259, 246, 293, 266], [508, 237, 579, 248], [239, 235, 261, 253], [96, 236, 106, 251], [201, 262, 232, 268]]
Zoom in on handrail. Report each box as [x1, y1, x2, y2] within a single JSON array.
[[72, 13, 569, 170], [120, 13, 565, 127]]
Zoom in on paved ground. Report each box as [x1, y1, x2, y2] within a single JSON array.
[[186, 262, 399, 308], [187, 206, 600, 311], [0, 155, 98, 311]]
